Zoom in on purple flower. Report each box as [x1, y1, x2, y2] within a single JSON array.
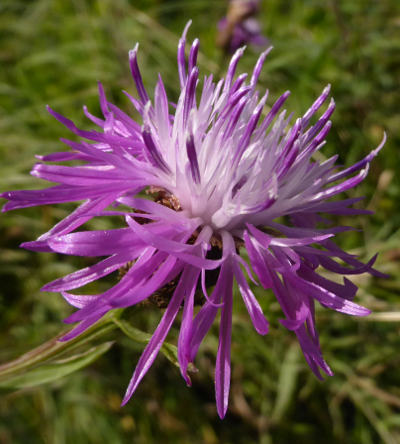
[[217, 0, 268, 53], [1, 23, 385, 418]]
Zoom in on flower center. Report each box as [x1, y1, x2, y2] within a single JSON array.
[[146, 186, 182, 212], [119, 186, 225, 308]]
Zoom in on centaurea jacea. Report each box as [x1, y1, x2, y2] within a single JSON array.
[[1, 23, 385, 418]]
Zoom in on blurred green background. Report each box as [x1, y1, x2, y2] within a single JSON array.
[[0, 0, 399, 443]]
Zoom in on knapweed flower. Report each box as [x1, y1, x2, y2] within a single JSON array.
[[217, 0, 268, 53], [1, 22, 385, 418]]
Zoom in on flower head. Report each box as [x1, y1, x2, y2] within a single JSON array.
[[217, 0, 268, 53], [1, 22, 385, 418]]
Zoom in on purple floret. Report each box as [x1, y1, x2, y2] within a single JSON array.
[[1, 21, 386, 419]]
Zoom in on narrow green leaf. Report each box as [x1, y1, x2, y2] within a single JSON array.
[[271, 343, 300, 422], [0, 309, 122, 379], [113, 318, 179, 367], [0, 341, 113, 389]]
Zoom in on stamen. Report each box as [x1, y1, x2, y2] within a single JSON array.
[[142, 126, 171, 174], [186, 134, 201, 184]]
